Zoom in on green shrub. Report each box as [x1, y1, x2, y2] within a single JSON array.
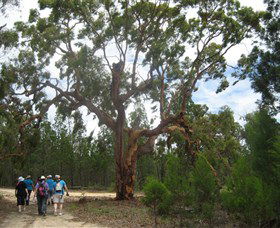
[[142, 177, 171, 226], [221, 157, 274, 224], [189, 153, 218, 221], [164, 154, 192, 225]]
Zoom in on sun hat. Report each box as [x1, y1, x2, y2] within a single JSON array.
[[40, 175, 46, 180], [47, 175, 52, 178], [18, 176, 24, 182], [26, 175, 31, 179], [55, 175, 60, 179]]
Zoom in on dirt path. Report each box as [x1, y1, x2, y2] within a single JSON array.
[[0, 188, 112, 228]]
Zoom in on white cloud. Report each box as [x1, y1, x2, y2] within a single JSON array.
[[240, 0, 266, 11], [193, 78, 261, 125]]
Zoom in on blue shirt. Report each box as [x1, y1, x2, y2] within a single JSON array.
[[24, 179, 33, 191], [54, 180, 67, 195], [46, 179, 55, 191]]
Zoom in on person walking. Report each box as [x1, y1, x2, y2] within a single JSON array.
[[33, 176, 49, 216], [24, 175, 34, 205], [46, 175, 55, 205], [53, 175, 69, 216], [15, 176, 28, 212]]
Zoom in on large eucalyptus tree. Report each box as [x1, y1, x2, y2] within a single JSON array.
[[1, 0, 262, 199]]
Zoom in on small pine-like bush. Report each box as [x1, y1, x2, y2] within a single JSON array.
[[142, 177, 171, 226], [221, 157, 274, 224], [164, 154, 192, 225], [189, 153, 218, 221]]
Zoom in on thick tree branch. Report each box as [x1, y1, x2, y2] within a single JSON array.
[[80, 99, 116, 130], [45, 80, 116, 130]]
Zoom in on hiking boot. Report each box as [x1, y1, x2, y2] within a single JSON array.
[[58, 212, 62, 216], [54, 211, 57, 216]]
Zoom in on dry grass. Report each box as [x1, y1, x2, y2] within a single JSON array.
[[0, 194, 15, 222], [66, 197, 172, 228]]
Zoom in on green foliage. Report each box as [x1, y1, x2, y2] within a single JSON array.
[[136, 154, 156, 190], [191, 106, 243, 183], [233, 0, 279, 112], [189, 153, 218, 220], [142, 177, 172, 217], [244, 109, 280, 183], [221, 109, 280, 225], [0, 30, 18, 48], [243, 109, 280, 224], [221, 157, 274, 224], [0, 115, 115, 188], [164, 154, 189, 196], [163, 154, 192, 225]]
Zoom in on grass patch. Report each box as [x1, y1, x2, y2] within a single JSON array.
[[0, 195, 15, 221], [66, 198, 171, 227]]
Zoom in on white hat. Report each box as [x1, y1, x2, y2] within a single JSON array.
[[40, 175, 46, 179], [55, 175, 60, 179], [47, 175, 52, 178], [18, 176, 24, 182]]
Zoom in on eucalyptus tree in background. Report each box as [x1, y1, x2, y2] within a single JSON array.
[[234, 0, 280, 113], [1, 0, 262, 199], [0, 0, 30, 160]]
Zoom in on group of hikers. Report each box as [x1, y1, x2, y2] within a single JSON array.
[[15, 174, 69, 216]]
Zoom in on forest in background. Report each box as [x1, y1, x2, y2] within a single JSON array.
[[0, 0, 279, 226]]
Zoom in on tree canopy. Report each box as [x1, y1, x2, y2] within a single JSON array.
[[235, 0, 280, 112], [0, 0, 263, 199]]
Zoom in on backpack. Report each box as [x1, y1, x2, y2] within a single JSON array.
[[55, 180, 63, 193], [38, 181, 47, 197]]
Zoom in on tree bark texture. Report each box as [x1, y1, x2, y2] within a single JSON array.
[[115, 129, 140, 200]]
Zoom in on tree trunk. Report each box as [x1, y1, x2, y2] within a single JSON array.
[[115, 129, 139, 200], [115, 158, 137, 200]]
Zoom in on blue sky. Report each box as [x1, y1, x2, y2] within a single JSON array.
[[193, 76, 262, 125]]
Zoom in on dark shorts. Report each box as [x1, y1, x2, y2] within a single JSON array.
[[48, 190, 54, 198], [17, 195, 26, 206]]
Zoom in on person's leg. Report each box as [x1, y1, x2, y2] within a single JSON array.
[[41, 196, 47, 215], [26, 190, 31, 205], [37, 196, 43, 215], [23, 197, 26, 211], [47, 191, 50, 205], [17, 196, 20, 212], [59, 203, 63, 215], [53, 194, 59, 215], [50, 190, 54, 204], [58, 195, 64, 215], [17, 196, 23, 212], [54, 203, 58, 215]]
